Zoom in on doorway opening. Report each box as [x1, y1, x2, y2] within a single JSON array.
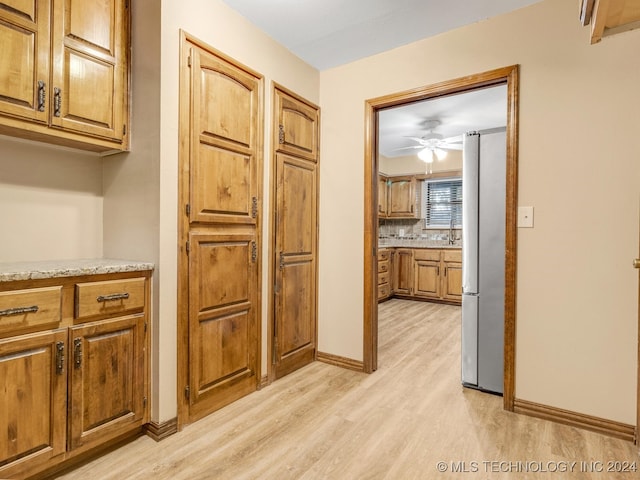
[[363, 65, 519, 410]]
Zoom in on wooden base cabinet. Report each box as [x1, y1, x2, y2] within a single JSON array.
[[385, 248, 462, 305], [377, 248, 391, 301], [0, 268, 151, 479]]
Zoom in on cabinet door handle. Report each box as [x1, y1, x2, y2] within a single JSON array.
[[279, 252, 285, 270], [53, 87, 62, 117], [37, 81, 46, 112], [251, 241, 257, 263], [251, 197, 258, 218], [73, 338, 82, 369], [97, 293, 129, 302], [0, 305, 38, 317], [56, 341, 65, 375]]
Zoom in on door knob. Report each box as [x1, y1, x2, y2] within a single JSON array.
[[634, 258, 640, 269]]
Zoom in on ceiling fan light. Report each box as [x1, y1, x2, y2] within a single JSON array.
[[434, 148, 448, 160], [417, 147, 434, 163]]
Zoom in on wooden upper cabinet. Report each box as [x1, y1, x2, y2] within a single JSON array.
[[188, 47, 260, 225], [0, 0, 51, 123], [275, 89, 319, 162], [378, 175, 389, 217], [388, 175, 417, 218], [0, 0, 130, 152], [50, 0, 127, 143]]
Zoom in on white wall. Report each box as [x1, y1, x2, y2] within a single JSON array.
[[319, 0, 640, 424], [0, 136, 103, 262]]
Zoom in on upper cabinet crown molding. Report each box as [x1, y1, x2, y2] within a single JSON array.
[[0, 0, 130, 153], [580, 0, 640, 44]]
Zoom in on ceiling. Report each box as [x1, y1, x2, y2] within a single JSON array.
[[378, 84, 507, 158], [221, 0, 543, 70]]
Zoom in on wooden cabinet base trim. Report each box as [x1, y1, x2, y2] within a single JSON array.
[[145, 418, 178, 442], [317, 352, 364, 372], [513, 398, 635, 443]]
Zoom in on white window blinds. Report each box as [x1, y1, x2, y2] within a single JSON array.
[[423, 178, 462, 227]]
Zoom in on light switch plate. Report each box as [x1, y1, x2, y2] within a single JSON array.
[[518, 206, 534, 228]]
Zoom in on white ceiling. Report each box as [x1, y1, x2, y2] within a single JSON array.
[[378, 84, 507, 158], [221, 0, 542, 70]]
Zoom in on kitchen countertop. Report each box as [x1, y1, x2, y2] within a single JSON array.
[[378, 241, 461, 249], [0, 258, 155, 282]]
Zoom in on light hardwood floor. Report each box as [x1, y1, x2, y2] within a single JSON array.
[[56, 299, 638, 479]]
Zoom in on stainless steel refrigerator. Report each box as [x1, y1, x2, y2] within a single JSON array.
[[461, 129, 506, 395]]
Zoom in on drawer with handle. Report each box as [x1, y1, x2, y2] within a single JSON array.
[[0, 286, 62, 335], [75, 277, 146, 321]]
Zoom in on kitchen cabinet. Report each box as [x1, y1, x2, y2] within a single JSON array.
[[388, 176, 417, 218], [392, 249, 413, 296], [377, 248, 391, 301], [385, 248, 462, 305], [0, 264, 151, 479], [378, 175, 389, 217], [441, 250, 463, 302], [413, 249, 441, 300], [0, 0, 130, 153]]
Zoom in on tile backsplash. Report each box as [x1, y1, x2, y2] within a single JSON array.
[[379, 219, 461, 246]]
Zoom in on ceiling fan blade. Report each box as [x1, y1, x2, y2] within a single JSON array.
[[442, 135, 462, 144], [394, 145, 423, 151], [440, 144, 462, 151]]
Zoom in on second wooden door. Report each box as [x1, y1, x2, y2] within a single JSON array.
[[272, 86, 319, 379]]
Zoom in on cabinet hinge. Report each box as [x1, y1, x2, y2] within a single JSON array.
[[272, 337, 278, 365], [251, 197, 257, 218], [187, 56, 192, 67], [185, 385, 190, 400], [251, 241, 257, 263], [278, 124, 285, 144], [185, 203, 191, 216], [144, 321, 148, 333], [186, 241, 190, 255], [143, 396, 147, 408], [123, 124, 127, 136]]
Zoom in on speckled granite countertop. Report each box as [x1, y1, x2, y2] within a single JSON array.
[[378, 241, 461, 249], [0, 259, 155, 282]]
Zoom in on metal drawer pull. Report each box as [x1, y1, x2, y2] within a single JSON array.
[[96, 293, 129, 302], [74, 338, 82, 369], [37, 81, 46, 112], [0, 305, 39, 317]]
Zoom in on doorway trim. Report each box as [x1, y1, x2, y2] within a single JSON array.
[[363, 65, 519, 411]]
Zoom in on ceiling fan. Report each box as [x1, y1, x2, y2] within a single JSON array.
[[400, 120, 462, 162]]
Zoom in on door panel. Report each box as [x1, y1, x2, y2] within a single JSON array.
[[0, 0, 50, 123], [69, 315, 145, 450], [272, 88, 319, 379], [275, 89, 318, 162], [393, 249, 413, 295], [188, 233, 257, 414], [189, 47, 259, 225], [442, 262, 463, 301], [0, 330, 66, 477]]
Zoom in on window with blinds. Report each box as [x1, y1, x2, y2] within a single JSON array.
[[423, 178, 462, 228]]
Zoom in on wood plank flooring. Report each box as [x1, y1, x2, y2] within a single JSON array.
[[56, 299, 639, 479]]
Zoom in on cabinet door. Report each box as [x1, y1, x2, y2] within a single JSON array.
[[188, 232, 258, 418], [50, 0, 128, 143], [69, 315, 145, 450], [0, 330, 66, 478], [414, 260, 440, 299], [388, 176, 417, 218], [0, 0, 50, 123], [273, 152, 317, 379], [378, 176, 388, 217], [442, 261, 463, 302], [393, 249, 413, 295], [188, 46, 260, 225], [275, 88, 319, 162]]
